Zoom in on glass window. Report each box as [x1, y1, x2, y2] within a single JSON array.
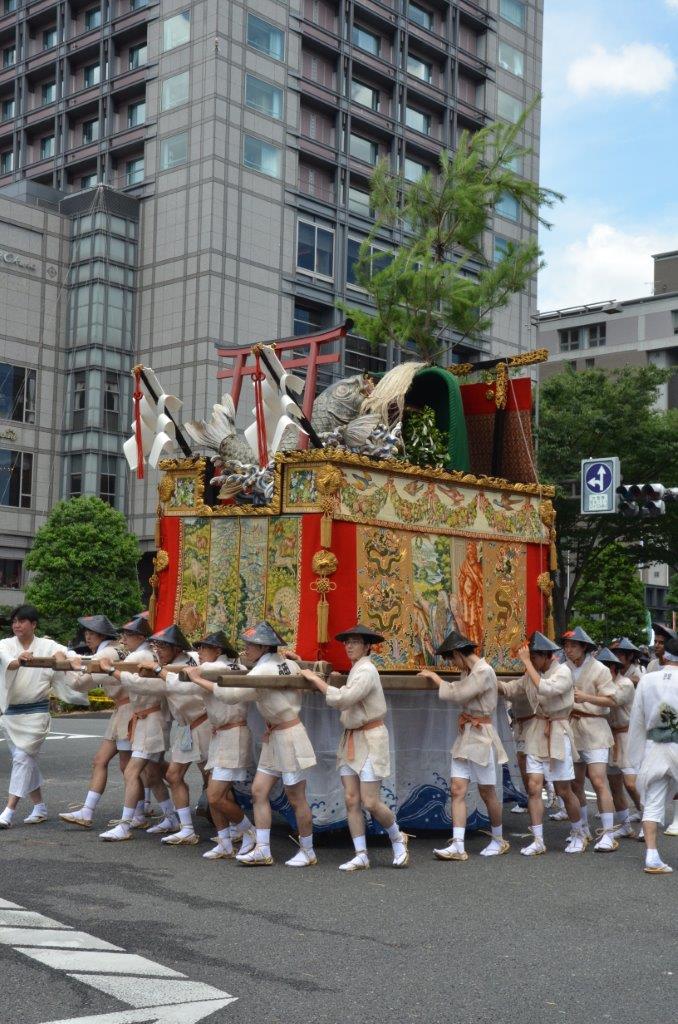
[[296, 220, 334, 278], [348, 185, 371, 216], [1, 99, 15, 122], [4, 1, 18, 13], [127, 100, 145, 127], [85, 7, 101, 31], [3, 47, 16, 69], [349, 133, 377, 164], [40, 135, 55, 159], [493, 235, 511, 263], [408, 3, 433, 30], [0, 450, 32, 508], [405, 106, 431, 134], [131, 0, 148, 9], [245, 74, 283, 119], [80, 173, 98, 189], [99, 454, 117, 505], [43, 28, 57, 49], [69, 454, 83, 497], [126, 157, 144, 185], [352, 24, 379, 55], [73, 370, 87, 427], [497, 90, 523, 123], [347, 239, 393, 287], [407, 53, 432, 82], [500, 0, 526, 29], [243, 135, 282, 178], [161, 71, 189, 111], [0, 364, 36, 423], [403, 157, 426, 182], [559, 327, 581, 352], [103, 372, 120, 431], [498, 41, 525, 78], [41, 81, 56, 104], [84, 64, 100, 87], [163, 11, 190, 51], [0, 150, 12, 174], [129, 43, 147, 70], [495, 192, 520, 221], [82, 118, 99, 144], [293, 302, 328, 337], [587, 322, 606, 348], [160, 132, 188, 170], [0, 558, 22, 590], [247, 14, 284, 60], [503, 153, 522, 174], [351, 79, 379, 111]]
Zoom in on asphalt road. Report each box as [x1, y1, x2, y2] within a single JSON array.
[[0, 717, 676, 1024]]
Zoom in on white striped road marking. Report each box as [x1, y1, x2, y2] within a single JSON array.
[[15, 949, 184, 977], [0, 734, 101, 743], [1, 899, 236, 1024]]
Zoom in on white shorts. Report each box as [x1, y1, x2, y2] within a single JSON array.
[[131, 750, 164, 763], [451, 750, 498, 787], [258, 767, 306, 787], [578, 747, 609, 765], [607, 764, 636, 777], [526, 736, 575, 783], [116, 739, 132, 752], [211, 767, 248, 782], [339, 757, 383, 783]]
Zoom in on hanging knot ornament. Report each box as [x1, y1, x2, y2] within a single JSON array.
[[310, 549, 339, 644]]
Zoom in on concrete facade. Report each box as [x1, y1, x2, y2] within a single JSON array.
[[0, 0, 544, 600]]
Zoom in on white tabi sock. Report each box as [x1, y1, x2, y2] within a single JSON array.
[[256, 828, 271, 851], [453, 826, 465, 845], [233, 815, 252, 835], [353, 834, 367, 854], [601, 812, 614, 831], [386, 821, 401, 843], [121, 806, 135, 822], [491, 825, 503, 839], [645, 848, 663, 868], [299, 833, 314, 852], [531, 824, 544, 840], [618, 808, 630, 824], [580, 804, 589, 825], [159, 799, 175, 817], [33, 803, 47, 816], [84, 791, 101, 814], [134, 800, 145, 817], [144, 788, 152, 804], [0, 807, 14, 826], [177, 806, 193, 829], [218, 828, 231, 845]]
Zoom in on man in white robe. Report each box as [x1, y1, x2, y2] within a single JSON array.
[[0, 604, 83, 828], [628, 636, 678, 874]]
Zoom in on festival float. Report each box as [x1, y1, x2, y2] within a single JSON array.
[[124, 322, 556, 831]]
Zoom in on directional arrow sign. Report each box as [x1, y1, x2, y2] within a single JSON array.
[[581, 457, 620, 515]]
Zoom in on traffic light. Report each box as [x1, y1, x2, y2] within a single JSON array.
[[616, 483, 678, 517]]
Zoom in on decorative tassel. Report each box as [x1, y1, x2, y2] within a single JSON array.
[[550, 541, 558, 572], [148, 588, 157, 630], [320, 514, 332, 548], [317, 596, 329, 644]]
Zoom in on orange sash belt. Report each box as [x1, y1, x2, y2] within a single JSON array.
[[114, 696, 130, 709], [344, 718, 385, 761], [189, 712, 208, 731], [214, 719, 247, 737], [611, 725, 629, 733], [515, 714, 535, 723], [458, 713, 492, 731], [127, 704, 162, 742], [262, 716, 301, 744], [570, 710, 603, 718]]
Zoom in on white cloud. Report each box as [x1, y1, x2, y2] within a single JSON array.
[[566, 43, 676, 97], [667, 1, 678, 10], [538, 222, 678, 311]]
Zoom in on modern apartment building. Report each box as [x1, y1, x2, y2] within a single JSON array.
[[0, 0, 544, 600]]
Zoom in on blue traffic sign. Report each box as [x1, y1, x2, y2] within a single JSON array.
[[581, 457, 620, 515]]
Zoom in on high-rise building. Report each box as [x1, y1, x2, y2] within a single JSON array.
[[0, 0, 544, 601]]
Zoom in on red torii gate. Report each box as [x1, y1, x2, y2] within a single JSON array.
[[215, 320, 352, 440]]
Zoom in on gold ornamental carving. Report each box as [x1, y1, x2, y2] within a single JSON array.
[[154, 549, 169, 573], [310, 547, 339, 644], [158, 475, 175, 503]]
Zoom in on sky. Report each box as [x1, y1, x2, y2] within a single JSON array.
[[538, 0, 678, 311]]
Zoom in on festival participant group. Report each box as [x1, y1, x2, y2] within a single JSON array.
[[0, 603, 677, 875]]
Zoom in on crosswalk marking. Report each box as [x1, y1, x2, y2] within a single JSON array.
[[0, 733, 101, 743], [0, 898, 236, 1024]]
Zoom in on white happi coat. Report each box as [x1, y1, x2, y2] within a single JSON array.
[[325, 655, 390, 777], [163, 661, 253, 772], [501, 660, 576, 762], [213, 652, 316, 773], [0, 636, 82, 755], [608, 673, 636, 769], [628, 667, 678, 782], [568, 654, 615, 751], [438, 657, 508, 767], [71, 639, 128, 741]]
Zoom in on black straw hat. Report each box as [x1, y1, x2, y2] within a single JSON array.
[[196, 630, 238, 658], [596, 647, 622, 667], [528, 631, 560, 654], [241, 621, 285, 647], [436, 630, 476, 656], [77, 614, 118, 639], [150, 624, 190, 650], [335, 624, 385, 645], [559, 626, 597, 650], [120, 615, 151, 638]]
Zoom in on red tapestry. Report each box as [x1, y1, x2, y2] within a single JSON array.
[[460, 376, 537, 483]]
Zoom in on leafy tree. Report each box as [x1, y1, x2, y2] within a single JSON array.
[[536, 365, 678, 635], [340, 108, 561, 361], [570, 543, 648, 645], [666, 573, 678, 613], [24, 496, 141, 644]]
